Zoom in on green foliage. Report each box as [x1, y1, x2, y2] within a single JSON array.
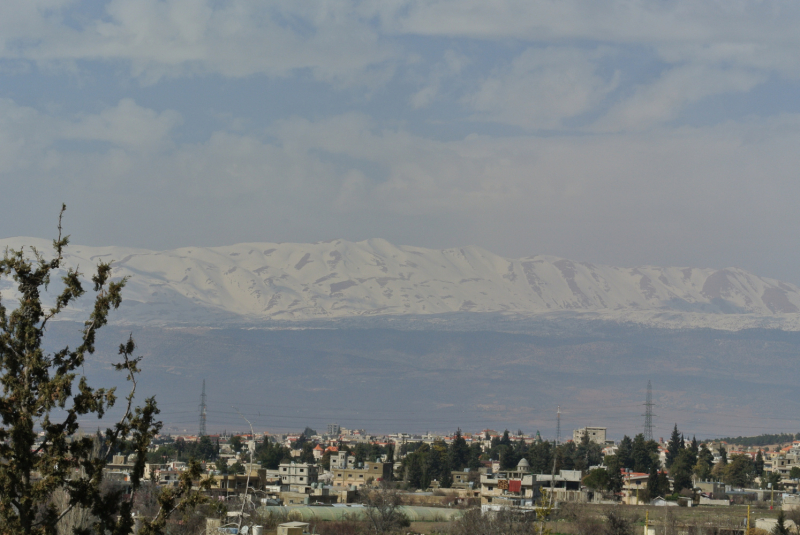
[[0, 206, 205, 535], [723, 454, 756, 487], [299, 442, 316, 463], [574, 432, 603, 472], [351, 442, 387, 464], [694, 444, 714, 480], [449, 429, 469, 471], [616, 435, 634, 469], [604, 455, 624, 493], [229, 461, 245, 474], [148, 435, 219, 464], [255, 437, 291, 469], [670, 448, 694, 493], [215, 458, 228, 474], [762, 471, 783, 491], [773, 510, 791, 535], [711, 433, 798, 447], [229, 435, 243, 453], [525, 440, 553, 474], [632, 433, 660, 473], [439, 463, 453, 489], [755, 450, 765, 475], [583, 468, 610, 491], [666, 424, 682, 469], [789, 466, 800, 479], [467, 442, 483, 470]]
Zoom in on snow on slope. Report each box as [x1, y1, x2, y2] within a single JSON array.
[[2, 237, 800, 329]]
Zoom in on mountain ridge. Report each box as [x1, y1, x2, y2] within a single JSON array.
[[2, 236, 799, 330]]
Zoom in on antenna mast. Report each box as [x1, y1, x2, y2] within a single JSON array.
[[556, 405, 561, 446], [643, 380, 655, 441], [198, 379, 207, 437]]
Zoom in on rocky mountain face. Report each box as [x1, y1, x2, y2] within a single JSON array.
[[2, 237, 799, 329]]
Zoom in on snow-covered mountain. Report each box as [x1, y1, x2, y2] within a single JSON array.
[[2, 237, 800, 329]]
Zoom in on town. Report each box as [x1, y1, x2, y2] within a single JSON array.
[[93, 420, 800, 534]]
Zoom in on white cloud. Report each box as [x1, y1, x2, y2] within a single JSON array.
[[64, 99, 182, 150], [0, 0, 396, 85], [4, 98, 800, 280], [410, 49, 469, 109], [595, 64, 767, 131], [464, 47, 618, 129]]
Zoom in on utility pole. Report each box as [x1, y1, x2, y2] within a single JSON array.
[[643, 380, 655, 442], [747, 504, 750, 534], [550, 406, 561, 509], [198, 379, 207, 437]]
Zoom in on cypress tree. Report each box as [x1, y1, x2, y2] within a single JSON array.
[[666, 424, 682, 468]]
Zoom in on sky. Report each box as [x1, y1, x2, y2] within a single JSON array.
[[3, 1, 800, 284]]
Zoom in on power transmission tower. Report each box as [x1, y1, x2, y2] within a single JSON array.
[[643, 380, 655, 441], [198, 379, 207, 437]]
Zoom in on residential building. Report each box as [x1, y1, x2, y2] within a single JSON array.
[[573, 427, 607, 445], [331, 461, 393, 489], [278, 462, 319, 491]]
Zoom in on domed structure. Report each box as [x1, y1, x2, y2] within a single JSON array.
[[517, 458, 530, 471]]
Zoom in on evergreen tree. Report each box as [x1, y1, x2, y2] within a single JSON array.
[[688, 436, 699, 466], [299, 442, 315, 463], [666, 424, 682, 468], [616, 435, 634, 469], [773, 510, 790, 535], [467, 443, 482, 470], [605, 455, 624, 494], [558, 442, 577, 471], [656, 471, 672, 497], [450, 429, 469, 471], [719, 445, 728, 465], [0, 208, 204, 535], [403, 452, 424, 489], [439, 463, 453, 489], [670, 449, 694, 493], [574, 432, 602, 472], [694, 444, 714, 481], [755, 450, 765, 475], [526, 440, 553, 474], [427, 440, 448, 482], [632, 433, 659, 473], [646, 466, 660, 500]]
